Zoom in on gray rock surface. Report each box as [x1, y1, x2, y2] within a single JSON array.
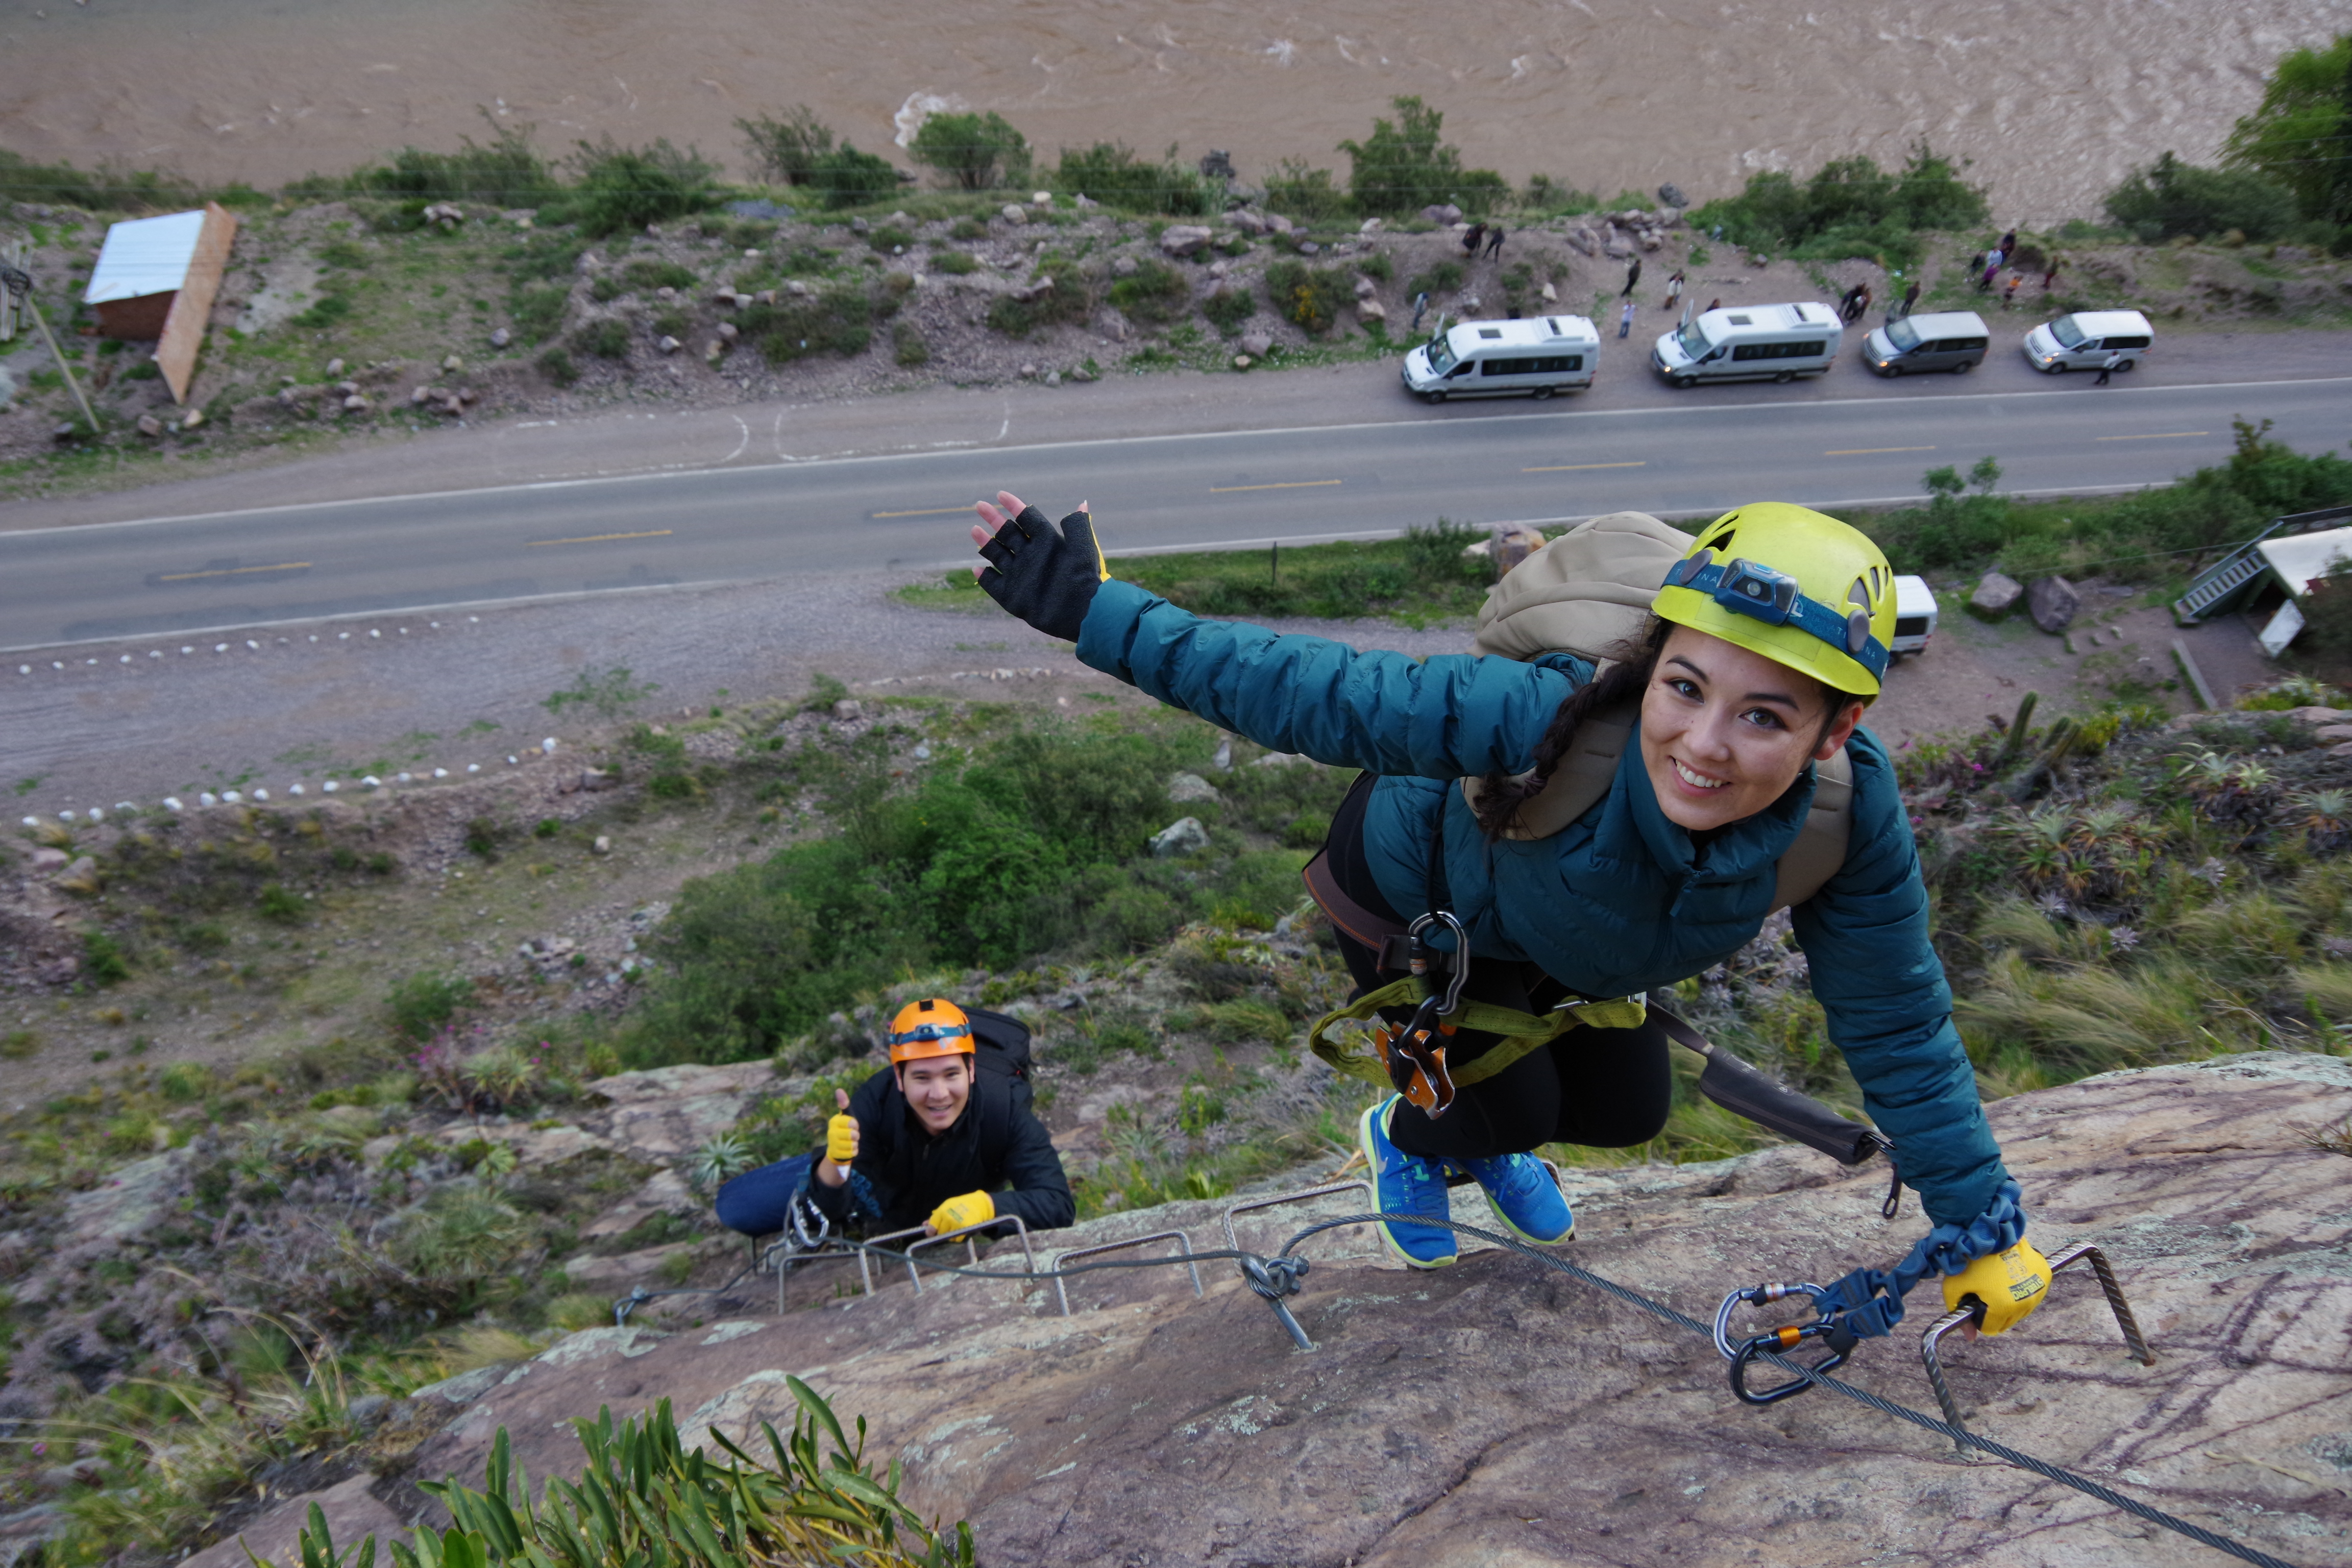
[[368, 1055, 2352, 1568], [1167, 771, 1220, 803], [2029, 574, 2082, 633], [181, 1474, 403, 1568], [60, 1149, 188, 1246], [1237, 330, 1272, 358], [1158, 226, 1214, 259], [1972, 571, 2025, 616], [579, 1061, 788, 1165]]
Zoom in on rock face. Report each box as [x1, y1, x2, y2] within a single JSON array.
[[2028, 574, 2082, 633], [259, 1056, 2352, 1568], [1158, 226, 1214, 258], [1972, 571, 2025, 616], [1148, 816, 1210, 857], [579, 1061, 788, 1164]]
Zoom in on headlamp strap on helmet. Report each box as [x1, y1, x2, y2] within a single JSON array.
[[1664, 551, 1890, 682], [889, 1021, 973, 1045]]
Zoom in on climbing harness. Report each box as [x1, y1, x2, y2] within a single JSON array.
[[1378, 911, 1468, 1114]]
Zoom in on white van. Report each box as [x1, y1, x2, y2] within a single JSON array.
[[1403, 315, 1601, 402], [1861, 310, 1990, 376], [1891, 575, 1939, 658], [2020, 309, 2153, 374], [1651, 303, 1842, 387]]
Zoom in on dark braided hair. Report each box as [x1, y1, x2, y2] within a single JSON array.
[[1472, 617, 1672, 840]]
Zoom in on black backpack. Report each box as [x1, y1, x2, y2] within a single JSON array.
[[963, 1007, 1036, 1160]]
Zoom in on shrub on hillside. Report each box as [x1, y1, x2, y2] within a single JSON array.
[[736, 105, 835, 186], [1263, 260, 1352, 333], [2104, 151, 2301, 243], [909, 110, 1032, 191], [739, 287, 878, 361], [362, 117, 560, 208], [1050, 142, 1215, 214], [1689, 141, 1987, 266], [2223, 33, 2352, 229], [1263, 159, 1349, 221], [807, 143, 902, 210], [564, 137, 723, 236], [1106, 260, 1191, 323]]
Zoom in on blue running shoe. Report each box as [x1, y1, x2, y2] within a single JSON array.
[[1459, 1152, 1575, 1245], [1358, 1095, 1457, 1268]]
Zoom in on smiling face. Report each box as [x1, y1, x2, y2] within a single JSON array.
[[1637, 626, 1865, 834], [897, 1054, 974, 1135]]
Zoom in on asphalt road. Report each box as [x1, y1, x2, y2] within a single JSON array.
[[4, 370, 2348, 653]]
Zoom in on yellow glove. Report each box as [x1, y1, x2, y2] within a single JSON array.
[[926, 1190, 995, 1236], [1941, 1239, 2052, 1335], [825, 1111, 859, 1166]]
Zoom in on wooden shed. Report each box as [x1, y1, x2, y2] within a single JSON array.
[[82, 202, 239, 404]]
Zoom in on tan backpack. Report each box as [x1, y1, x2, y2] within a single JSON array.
[[1458, 511, 1852, 913]]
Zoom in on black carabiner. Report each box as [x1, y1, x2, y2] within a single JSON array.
[[1728, 1324, 1853, 1405]]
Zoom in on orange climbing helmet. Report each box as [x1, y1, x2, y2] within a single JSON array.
[[887, 998, 976, 1064]]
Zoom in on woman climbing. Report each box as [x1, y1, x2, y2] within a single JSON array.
[[966, 493, 2049, 1339]]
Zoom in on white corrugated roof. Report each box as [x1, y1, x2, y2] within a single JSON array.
[[2258, 526, 2352, 598], [83, 209, 208, 305]]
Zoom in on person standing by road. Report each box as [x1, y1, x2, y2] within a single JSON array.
[[1663, 268, 1685, 312], [1978, 247, 2003, 291], [1618, 298, 1636, 338], [2001, 272, 2024, 310], [1461, 222, 1486, 259], [2095, 350, 2122, 385], [962, 492, 2053, 1349], [2042, 254, 2064, 293], [1896, 279, 1921, 319], [1484, 224, 1506, 259], [1412, 290, 1431, 333], [1622, 256, 1643, 297]]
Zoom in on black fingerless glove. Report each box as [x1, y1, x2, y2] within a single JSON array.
[[977, 505, 1108, 643]]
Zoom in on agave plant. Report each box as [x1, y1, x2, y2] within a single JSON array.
[[690, 1132, 754, 1191], [2293, 787, 2352, 856]]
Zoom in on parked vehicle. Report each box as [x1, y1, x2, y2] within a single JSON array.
[[1403, 315, 1601, 402], [1650, 303, 1842, 388], [1861, 311, 1989, 376], [1891, 575, 1939, 658], [2020, 309, 2153, 374]]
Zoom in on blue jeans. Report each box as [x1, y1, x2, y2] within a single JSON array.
[[715, 1154, 816, 1236]]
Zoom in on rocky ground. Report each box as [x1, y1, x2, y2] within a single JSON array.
[[179, 1051, 2352, 1568], [4, 188, 2349, 506]]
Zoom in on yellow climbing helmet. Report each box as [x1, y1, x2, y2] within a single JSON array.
[[887, 998, 975, 1064], [1653, 503, 1896, 699]]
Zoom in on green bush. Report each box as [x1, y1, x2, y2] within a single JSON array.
[[83, 930, 132, 985], [289, 293, 353, 331], [1, 1029, 38, 1061], [511, 283, 569, 344], [1407, 260, 1464, 299], [1689, 141, 1988, 267], [1107, 260, 1191, 323], [1262, 260, 1352, 333], [2104, 152, 2301, 243], [388, 971, 473, 1041], [910, 110, 1032, 191], [390, 1188, 530, 1287], [567, 137, 722, 236], [257, 883, 306, 924], [2223, 33, 2352, 229], [361, 118, 561, 208], [571, 318, 631, 359], [537, 346, 579, 386], [1340, 96, 1490, 216], [986, 273, 1093, 336], [739, 287, 877, 362], [808, 143, 903, 210], [932, 249, 981, 275], [1263, 159, 1349, 221], [736, 105, 835, 186], [1202, 285, 1256, 335], [623, 258, 697, 292], [158, 1061, 211, 1102], [1050, 142, 1214, 215], [893, 319, 930, 366]]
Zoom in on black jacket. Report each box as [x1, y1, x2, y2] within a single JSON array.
[[806, 1063, 1075, 1235]]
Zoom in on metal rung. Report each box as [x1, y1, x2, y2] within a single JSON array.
[[1220, 1180, 1375, 1255], [1919, 1241, 2155, 1448], [903, 1213, 1035, 1295], [1051, 1229, 1204, 1316]]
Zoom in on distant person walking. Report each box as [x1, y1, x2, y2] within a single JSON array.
[[1411, 291, 1431, 333], [2001, 272, 2024, 310], [1663, 268, 1685, 312], [1978, 247, 2003, 291], [1897, 279, 1920, 318], [1622, 257, 1644, 297], [1618, 299, 1636, 338], [2042, 255, 2064, 292], [1461, 222, 1486, 259], [2095, 350, 2122, 385], [1998, 229, 2018, 262], [1483, 225, 1506, 259]]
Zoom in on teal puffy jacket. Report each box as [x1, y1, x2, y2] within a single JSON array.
[[1076, 579, 2010, 1228]]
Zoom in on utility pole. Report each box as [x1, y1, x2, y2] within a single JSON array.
[[0, 258, 101, 435]]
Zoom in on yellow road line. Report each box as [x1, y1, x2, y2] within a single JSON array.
[[1209, 479, 1344, 492], [525, 529, 675, 547], [1523, 461, 1647, 473], [871, 506, 977, 518], [156, 561, 311, 581], [2094, 431, 2209, 442], [1823, 446, 1937, 456]]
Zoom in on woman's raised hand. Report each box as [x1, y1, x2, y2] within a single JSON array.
[[969, 491, 1108, 643]]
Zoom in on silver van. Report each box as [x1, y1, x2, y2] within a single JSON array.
[[1403, 315, 1601, 402], [1861, 311, 1990, 376], [1650, 303, 1842, 387], [2020, 309, 2154, 374]]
